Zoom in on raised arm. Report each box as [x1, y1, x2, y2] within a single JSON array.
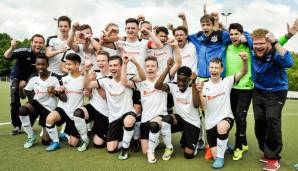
[[67, 22, 80, 52], [83, 63, 99, 89], [4, 39, 17, 59], [178, 12, 188, 31], [190, 72, 200, 108], [167, 38, 182, 77], [196, 80, 206, 110], [235, 52, 248, 83], [140, 27, 163, 49], [154, 58, 174, 92], [120, 55, 142, 88]]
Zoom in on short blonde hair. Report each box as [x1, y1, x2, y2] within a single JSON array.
[[105, 23, 118, 31], [251, 28, 269, 39]]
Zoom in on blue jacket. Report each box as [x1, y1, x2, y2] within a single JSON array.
[[251, 49, 294, 92], [188, 30, 230, 78]]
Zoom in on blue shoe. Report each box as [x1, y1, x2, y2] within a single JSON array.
[[212, 157, 225, 169], [59, 133, 67, 141], [46, 142, 60, 151]]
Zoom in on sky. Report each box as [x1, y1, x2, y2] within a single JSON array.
[[0, 0, 297, 51]]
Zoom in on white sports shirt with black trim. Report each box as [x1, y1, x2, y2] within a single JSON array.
[[174, 41, 198, 74], [97, 77, 135, 123], [46, 35, 68, 75], [136, 78, 168, 123], [148, 45, 173, 75], [121, 39, 150, 75], [202, 75, 235, 130], [25, 72, 61, 111], [57, 74, 84, 119], [168, 82, 200, 128], [89, 71, 109, 117]]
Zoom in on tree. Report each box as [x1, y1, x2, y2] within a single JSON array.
[[0, 33, 31, 77]]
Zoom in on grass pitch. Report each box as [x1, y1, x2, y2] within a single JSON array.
[[0, 81, 297, 171]]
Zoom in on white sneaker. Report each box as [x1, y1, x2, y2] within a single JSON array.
[[147, 152, 157, 163]]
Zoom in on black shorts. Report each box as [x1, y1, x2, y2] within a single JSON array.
[[171, 114, 200, 150], [206, 117, 234, 148], [140, 121, 150, 140], [28, 100, 50, 127], [106, 111, 136, 142], [55, 107, 80, 138], [132, 89, 141, 105], [84, 104, 109, 140]]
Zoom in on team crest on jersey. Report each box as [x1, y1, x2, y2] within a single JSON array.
[[210, 35, 218, 42]]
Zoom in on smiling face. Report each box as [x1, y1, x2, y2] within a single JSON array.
[[140, 22, 152, 39], [177, 74, 190, 92], [35, 58, 48, 75], [229, 29, 242, 46], [145, 60, 158, 80], [96, 54, 109, 72], [58, 21, 70, 36], [253, 37, 270, 58], [125, 22, 139, 40], [31, 36, 44, 54], [108, 59, 122, 78], [156, 31, 168, 44], [209, 61, 224, 79], [65, 60, 80, 74]]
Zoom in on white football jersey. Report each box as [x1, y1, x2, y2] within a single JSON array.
[[202, 75, 235, 130], [168, 82, 200, 128], [175, 41, 198, 74], [46, 35, 68, 75], [25, 73, 61, 111], [136, 78, 168, 123], [149, 45, 173, 75], [121, 39, 150, 75], [77, 44, 97, 70], [57, 74, 84, 119], [97, 77, 135, 123], [89, 72, 109, 117]]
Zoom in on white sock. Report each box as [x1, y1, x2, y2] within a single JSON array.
[[122, 127, 134, 149], [148, 131, 160, 153], [216, 138, 228, 158], [19, 115, 34, 138], [46, 124, 59, 143], [74, 116, 88, 141], [133, 121, 141, 140], [161, 122, 173, 149], [118, 141, 122, 150]]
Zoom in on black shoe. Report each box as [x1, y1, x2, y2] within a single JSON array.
[[130, 139, 140, 152], [11, 127, 21, 136]]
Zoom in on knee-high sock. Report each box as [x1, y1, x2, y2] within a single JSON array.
[[161, 122, 173, 149], [19, 115, 34, 138], [148, 131, 160, 153], [74, 116, 88, 141], [216, 138, 228, 158], [46, 124, 59, 143], [122, 127, 134, 149], [133, 121, 141, 140]]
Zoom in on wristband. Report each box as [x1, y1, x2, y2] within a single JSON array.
[[271, 40, 278, 47], [285, 32, 294, 39]]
